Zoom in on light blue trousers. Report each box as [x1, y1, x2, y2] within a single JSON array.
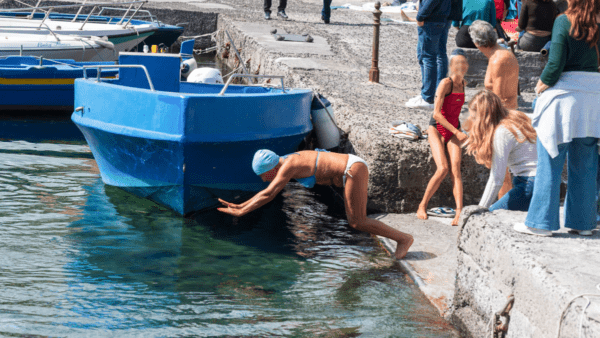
[[525, 137, 599, 231]]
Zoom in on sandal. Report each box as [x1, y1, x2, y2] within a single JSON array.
[[426, 207, 456, 218]]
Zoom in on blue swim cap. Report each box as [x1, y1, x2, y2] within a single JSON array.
[[252, 149, 280, 175]]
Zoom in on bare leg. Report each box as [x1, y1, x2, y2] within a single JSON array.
[[344, 163, 414, 259], [417, 126, 450, 220], [447, 137, 463, 226]]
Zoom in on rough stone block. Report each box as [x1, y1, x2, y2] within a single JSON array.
[[452, 210, 600, 338]]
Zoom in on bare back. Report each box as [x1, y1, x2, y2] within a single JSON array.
[[282, 150, 349, 187], [485, 48, 519, 109]]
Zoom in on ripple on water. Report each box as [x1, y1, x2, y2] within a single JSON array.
[[0, 139, 459, 337]]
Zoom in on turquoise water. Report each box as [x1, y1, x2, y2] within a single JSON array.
[[0, 133, 460, 337]]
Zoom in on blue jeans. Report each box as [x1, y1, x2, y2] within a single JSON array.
[[525, 137, 599, 231], [321, 0, 332, 20], [490, 176, 535, 212], [417, 21, 451, 103]]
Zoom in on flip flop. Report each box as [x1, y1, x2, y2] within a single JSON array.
[[426, 207, 456, 218]]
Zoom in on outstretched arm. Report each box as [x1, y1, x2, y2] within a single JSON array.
[[218, 166, 294, 217]]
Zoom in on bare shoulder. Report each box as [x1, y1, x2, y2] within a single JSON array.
[[490, 50, 518, 72], [436, 77, 453, 93]]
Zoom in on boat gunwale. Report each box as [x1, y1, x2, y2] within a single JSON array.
[[75, 77, 314, 98]]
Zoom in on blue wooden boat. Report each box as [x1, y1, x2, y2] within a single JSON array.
[[0, 56, 117, 111], [72, 53, 313, 215]]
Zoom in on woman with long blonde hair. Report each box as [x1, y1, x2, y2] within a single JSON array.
[[515, 0, 600, 237], [465, 90, 538, 211]]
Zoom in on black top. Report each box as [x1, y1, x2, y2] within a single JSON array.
[[518, 0, 557, 33]]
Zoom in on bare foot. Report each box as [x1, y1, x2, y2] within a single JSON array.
[[416, 206, 428, 220], [451, 209, 462, 226], [395, 234, 414, 259], [400, 9, 411, 22]]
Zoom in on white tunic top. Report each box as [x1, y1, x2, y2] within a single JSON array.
[[479, 126, 538, 208]]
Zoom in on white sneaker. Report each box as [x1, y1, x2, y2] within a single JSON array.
[[406, 96, 434, 109], [513, 223, 553, 237], [406, 95, 422, 104], [569, 229, 593, 236]]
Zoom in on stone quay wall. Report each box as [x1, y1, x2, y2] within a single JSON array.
[[451, 208, 600, 338]]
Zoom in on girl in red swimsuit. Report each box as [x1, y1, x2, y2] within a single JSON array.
[[417, 49, 470, 226]]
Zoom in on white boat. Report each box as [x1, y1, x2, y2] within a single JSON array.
[[0, 31, 116, 61], [0, 1, 157, 58]]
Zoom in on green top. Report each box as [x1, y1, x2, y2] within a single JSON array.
[[541, 14, 600, 86]]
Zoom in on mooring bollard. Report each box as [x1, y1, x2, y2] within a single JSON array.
[[369, 1, 382, 83]]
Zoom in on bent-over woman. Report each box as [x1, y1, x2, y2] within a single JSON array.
[[218, 149, 415, 259], [416, 49, 469, 226], [465, 90, 538, 211]]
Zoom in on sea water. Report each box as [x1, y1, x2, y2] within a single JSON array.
[[0, 56, 460, 337]]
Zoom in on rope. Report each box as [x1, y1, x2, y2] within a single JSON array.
[[178, 32, 216, 41], [222, 65, 242, 80], [556, 283, 600, 338]]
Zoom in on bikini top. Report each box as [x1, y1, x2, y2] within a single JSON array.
[[281, 148, 330, 189]]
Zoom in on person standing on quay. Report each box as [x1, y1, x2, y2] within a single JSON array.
[[264, 0, 288, 20], [406, 0, 452, 110], [322, 0, 332, 24], [514, 0, 600, 237]]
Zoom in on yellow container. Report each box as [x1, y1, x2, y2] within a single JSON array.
[[151, 45, 158, 53]]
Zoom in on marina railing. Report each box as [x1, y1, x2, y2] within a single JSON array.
[[219, 74, 286, 96], [82, 64, 154, 91], [0, 24, 60, 39], [97, 7, 157, 24], [0, 1, 148, 30]]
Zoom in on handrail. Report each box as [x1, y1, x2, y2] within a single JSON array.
[[122, 3, 145, 28], [218, 74, 285, 96], [71, 0, 87, 22], [117, 3, 134, 25], [0, 24, 60, 40], [82, 65, 154, 91], [79, 5, 97, 30], [28, 0, 42, 18], [97, 7, 157, 23], [0, 1, 148, 13], [37, 7, 51, 29]]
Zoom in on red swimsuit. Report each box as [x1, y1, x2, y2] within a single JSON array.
[[430, 79, 465, 143]]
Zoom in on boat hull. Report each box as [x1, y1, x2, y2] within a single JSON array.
[[0, 57, 117, 111], [75, 124, 307, 215], [0, 18, 156, 58], [72, 57, 313, 215]]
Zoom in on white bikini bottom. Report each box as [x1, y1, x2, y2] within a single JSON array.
[[343, 154, 368, 186]]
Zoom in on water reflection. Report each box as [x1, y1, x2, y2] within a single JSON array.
[[0, 138, 459, 337]]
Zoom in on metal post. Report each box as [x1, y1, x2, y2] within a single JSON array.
[[369, 2, 382, 83]]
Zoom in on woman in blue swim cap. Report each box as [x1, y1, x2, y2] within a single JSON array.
[[218, 149, 414, 259]]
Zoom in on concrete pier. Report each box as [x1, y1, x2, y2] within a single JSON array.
[[376, 207, 600, 338]]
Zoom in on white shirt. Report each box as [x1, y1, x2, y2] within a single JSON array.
[[479, 126, 538, 208]]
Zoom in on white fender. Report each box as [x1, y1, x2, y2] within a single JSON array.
[[186, 67, 224, 84]]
